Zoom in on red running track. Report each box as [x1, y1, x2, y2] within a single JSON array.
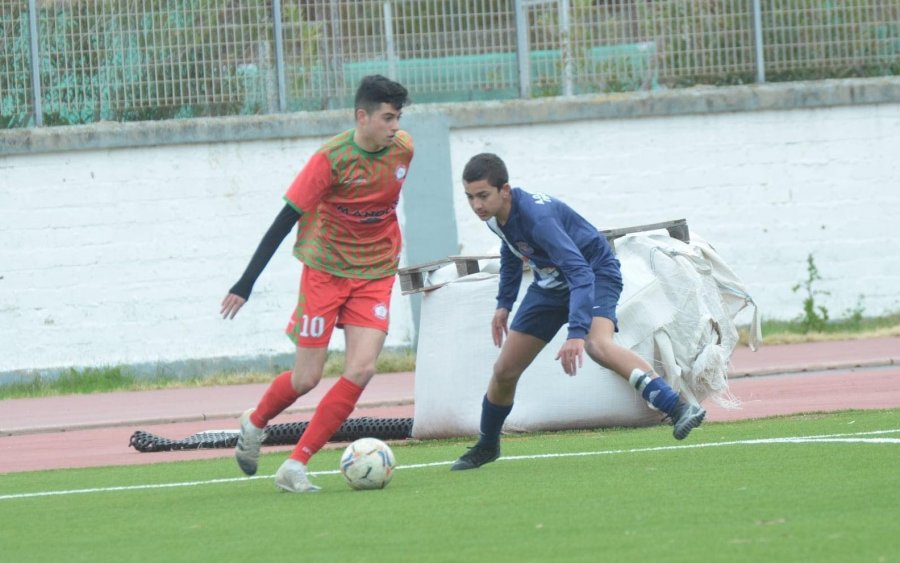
[[1, 337, 897, 474]]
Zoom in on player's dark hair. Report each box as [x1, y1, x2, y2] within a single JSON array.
[[355, 75, 409, 114], [462, 153, 509, 189]]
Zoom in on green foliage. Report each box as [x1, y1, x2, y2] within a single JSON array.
[[4, 0, 900, 128], [756, 311, 900, 342], [636, 0, 755, 83], [52, 366, 140, 393], [0, 7, 34, 126], [792, 253, 831, 333], [740, 252, 900, 343], [0, 365, 173, 399], [843, 295, 867, 330], [0, 347, 416, 399], [1, 0, 285, 126], [735, 250, 900, 342]]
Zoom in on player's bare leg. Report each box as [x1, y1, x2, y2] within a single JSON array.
[[338, 324, 386, 388], [277, 325, 386, 492], [453, 330, 545, 471], [583, 317, 653, 377], [487, 330, 546, 405], [291, 345, 330, 393], [585, 317, 705, 439]]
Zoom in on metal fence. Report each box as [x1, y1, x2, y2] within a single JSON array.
[[1, 0, 898, 128]]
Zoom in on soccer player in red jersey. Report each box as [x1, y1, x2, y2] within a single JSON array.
[[220, 75, 413, 492]]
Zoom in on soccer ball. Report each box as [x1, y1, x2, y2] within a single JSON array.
[[339, 437, 396, 490]]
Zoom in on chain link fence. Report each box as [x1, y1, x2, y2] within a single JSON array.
[[2, 0, 898, 128]]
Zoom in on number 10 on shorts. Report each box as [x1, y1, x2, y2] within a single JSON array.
[[285, 312, 331, 346], [298, 315, 326, 338]]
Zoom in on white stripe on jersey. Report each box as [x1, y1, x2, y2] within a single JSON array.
[[487, 217, 568, 290]]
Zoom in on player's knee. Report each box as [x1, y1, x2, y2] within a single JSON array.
[[492, 362, 522, 388], [343, 365, 376, 387], [291, 371, 322, 394]]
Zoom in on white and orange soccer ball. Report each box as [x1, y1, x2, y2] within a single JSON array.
[[339, 437, 396, 490]]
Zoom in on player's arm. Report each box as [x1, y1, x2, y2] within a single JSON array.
[[496, 241, 523, 310], [532, 222, 595, 338], [222, 152, 330, 319], [220, 204, 301, 319], [492, 242, 522, 347]]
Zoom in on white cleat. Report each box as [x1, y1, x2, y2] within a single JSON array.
[[234, 408, 267, 476], [275, 459, 321, 493]]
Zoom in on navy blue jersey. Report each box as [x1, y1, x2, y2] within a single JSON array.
[[486, 187, 619, 339]]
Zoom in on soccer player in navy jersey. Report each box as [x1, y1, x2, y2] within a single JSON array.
[[451, 153, 705, 471]]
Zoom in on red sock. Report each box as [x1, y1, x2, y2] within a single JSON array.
[[291, 376, 363, 464], [250, 371, 300, 428]]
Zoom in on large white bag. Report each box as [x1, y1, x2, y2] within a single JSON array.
[[411, 233, 759, 439]]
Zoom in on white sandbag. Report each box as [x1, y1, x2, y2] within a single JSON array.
[[411, 233, 759, 439]]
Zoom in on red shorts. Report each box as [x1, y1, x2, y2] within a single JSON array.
[[285, 266, 395, 347]]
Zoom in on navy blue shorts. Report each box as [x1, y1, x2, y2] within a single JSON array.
[[509, 270, 623, 343]]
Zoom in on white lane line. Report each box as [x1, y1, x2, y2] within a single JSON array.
[[2, 428, 898, 501]]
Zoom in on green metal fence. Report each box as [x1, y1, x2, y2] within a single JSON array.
[[1, 0, 898, 129]]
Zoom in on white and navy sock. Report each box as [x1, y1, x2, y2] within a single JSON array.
[[630, 369, 679, 415]]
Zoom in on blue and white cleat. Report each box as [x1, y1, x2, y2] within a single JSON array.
[[671, 402, 706, 440]]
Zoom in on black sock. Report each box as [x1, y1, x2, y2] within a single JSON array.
[[477, 395, 512, 448]]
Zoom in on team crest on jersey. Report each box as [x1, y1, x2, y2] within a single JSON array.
[[394, 165, 407, 180], [373, 303, 388, 320], [516, 241, 534, 255]]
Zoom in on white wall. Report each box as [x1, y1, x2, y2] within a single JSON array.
[[2, 98, 899, 374], [450, 103, 900, 327], [0, 137, 414, 374]]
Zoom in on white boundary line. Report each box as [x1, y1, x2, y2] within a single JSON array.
[[2, 428, 898, 502]]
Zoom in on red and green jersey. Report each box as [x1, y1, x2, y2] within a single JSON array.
[[284, 129, 414, 279]]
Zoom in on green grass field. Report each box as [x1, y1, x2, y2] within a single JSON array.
[[2, 409, 898, 562]]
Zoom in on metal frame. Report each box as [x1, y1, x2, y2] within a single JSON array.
[[398, 219, 690, 293]]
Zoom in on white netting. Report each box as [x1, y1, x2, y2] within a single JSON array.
[[618, 234, 758, 408]]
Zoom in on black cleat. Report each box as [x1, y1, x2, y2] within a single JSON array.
[[671, 402, 706, 440], [451, 443, 500, 471]]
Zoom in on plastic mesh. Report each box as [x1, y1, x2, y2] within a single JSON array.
[[128, 417, 414, 453]]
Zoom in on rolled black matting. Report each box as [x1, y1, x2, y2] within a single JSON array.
[[128, 417, 414, 453]]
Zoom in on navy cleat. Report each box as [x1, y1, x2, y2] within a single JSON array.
[[671, 402, 706, 440], [451, 443, 500, 471]]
